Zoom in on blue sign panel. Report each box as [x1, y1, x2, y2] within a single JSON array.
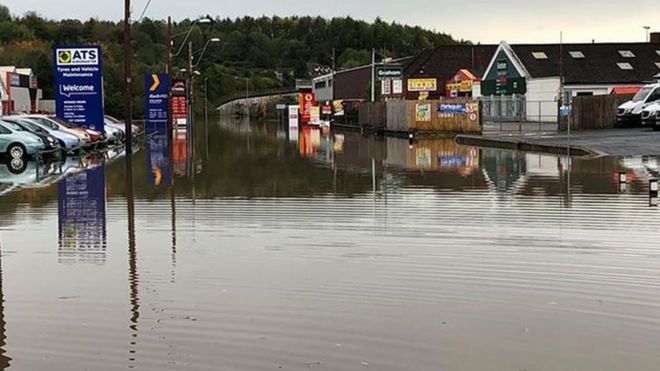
[[53, 45, 104, 132], [146, 122, 171, 187], [144, 73, 170, 127], [438, 103, 467, 115], [58, 165, 107, 263]]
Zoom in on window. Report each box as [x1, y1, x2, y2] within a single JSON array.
[[532, 52, 548, 60], [0, 124, 10, 134], [617, 62, 633, 70], [314, 81, 327, 89], [656, 50, 660, 57], [656, 62, 660, 69], [569, 51, 585, 59], [633, 87, 653, 102], [618, 50, 635, 58], [647, 89, 660, 103]]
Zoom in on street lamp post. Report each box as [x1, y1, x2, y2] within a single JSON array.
[[123, 0, 133, 154], [194, 38, 221, 68], [644, 26, 651, 42]]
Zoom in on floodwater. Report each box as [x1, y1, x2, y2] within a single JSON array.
[[1, 117, 660, 370]]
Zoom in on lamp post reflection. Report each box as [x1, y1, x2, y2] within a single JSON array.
[[0, 241, 11, 370], [125, 156, 140, 366]]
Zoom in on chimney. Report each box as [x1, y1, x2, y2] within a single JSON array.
[[651, 32, 660, 44]]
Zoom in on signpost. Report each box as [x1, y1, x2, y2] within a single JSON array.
[[144, 73, 171, 187], [288, 105, 299, 142], [407, 78, 438, 92], [376, 66, 403, 80], [299, 91, 316, 125], [53, 45, 104, 132], [171, 79, 188, 128], [144, 73, 170, 129]]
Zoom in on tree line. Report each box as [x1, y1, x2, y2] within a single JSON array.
[[0, 4, 464, 118]]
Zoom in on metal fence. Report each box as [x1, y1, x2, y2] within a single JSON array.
[[480, 96, 559, 132]]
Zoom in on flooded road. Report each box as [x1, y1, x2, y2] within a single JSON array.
[[1, 118, 660, 370]]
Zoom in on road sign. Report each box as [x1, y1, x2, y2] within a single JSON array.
[[144, 73, 169, 128], [288, 105, 299, 128], [171, 79, 188, 127], [376, 66, 403, 80], [53, 45, 104, 132], [299, 92, 316, 124]]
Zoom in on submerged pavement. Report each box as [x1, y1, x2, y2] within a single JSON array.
[[462, 125, 660, 157]]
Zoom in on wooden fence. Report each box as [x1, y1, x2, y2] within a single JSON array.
[[560, 94, 634, 131], [357, 99, 482, 134]]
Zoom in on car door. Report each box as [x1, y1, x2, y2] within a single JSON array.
[[0, 124, 12, 153]]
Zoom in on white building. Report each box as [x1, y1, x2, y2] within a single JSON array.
[[480, 39, 660, 122]]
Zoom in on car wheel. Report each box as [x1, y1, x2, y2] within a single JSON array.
[[7, 157, 27, 175], [8, 143, 26, 159]]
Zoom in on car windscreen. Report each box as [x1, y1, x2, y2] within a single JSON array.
[[0, 120, 24, 131], [633, 87, 653, 102], [17, 120, 45, 133], [49, 117, 77, 129], [27, 117, 57, 130]]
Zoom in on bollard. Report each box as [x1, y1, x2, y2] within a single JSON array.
[[618, 172, 627, 184], [650, 180, 658, 206]]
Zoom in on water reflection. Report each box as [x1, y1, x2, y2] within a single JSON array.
[[57, 164, 107, 264], [125, 155, 140, 367], [145, 124, 171, 187], [0, 243, 11, 370], [1, 118, 660, 370]]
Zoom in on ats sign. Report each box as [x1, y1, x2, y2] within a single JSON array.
[[56, 48, 100, 66], [53, 45, 105, 132]]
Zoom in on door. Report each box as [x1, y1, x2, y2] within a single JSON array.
[[0, 124, 12, 153]]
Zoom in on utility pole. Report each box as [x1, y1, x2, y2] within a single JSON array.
[[123, 0, 133, 154], [332, 48, 336, 102], [188, 41, 194, 129], [371, 48, 375, 102], [204, 77, 208, 126], [245, 78, 249, 117], [167, 16, 173, 136]]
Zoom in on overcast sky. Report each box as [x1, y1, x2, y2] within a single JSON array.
[[3, 0, 659, 44]]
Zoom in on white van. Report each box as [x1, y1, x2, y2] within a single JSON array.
[[641, 101, 660, 130], [617, 83, 660, 125]]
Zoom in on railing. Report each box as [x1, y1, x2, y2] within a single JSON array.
[[480, 96, 559, 132], [216, 89, 299, 108]]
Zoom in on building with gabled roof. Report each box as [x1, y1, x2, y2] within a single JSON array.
[[480, 36, 660, 121]]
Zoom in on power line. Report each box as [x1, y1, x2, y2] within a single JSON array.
[[137, 0, 153, 23]]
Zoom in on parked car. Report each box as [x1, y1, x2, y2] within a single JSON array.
[[641, 101, 660, 129], [23, 115, 93, 145], [48, 116, 106, 144], [106, 115, 140, 135], [0, 120, 46, 158], [2, 118, 60, 153], [104, 118, 125, 142], [617, 83, 660, 125], [4, 117, 80, 151]]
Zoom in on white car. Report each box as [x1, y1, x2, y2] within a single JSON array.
[[641, 101, 660, 130], [617, 83, 660, 125]]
